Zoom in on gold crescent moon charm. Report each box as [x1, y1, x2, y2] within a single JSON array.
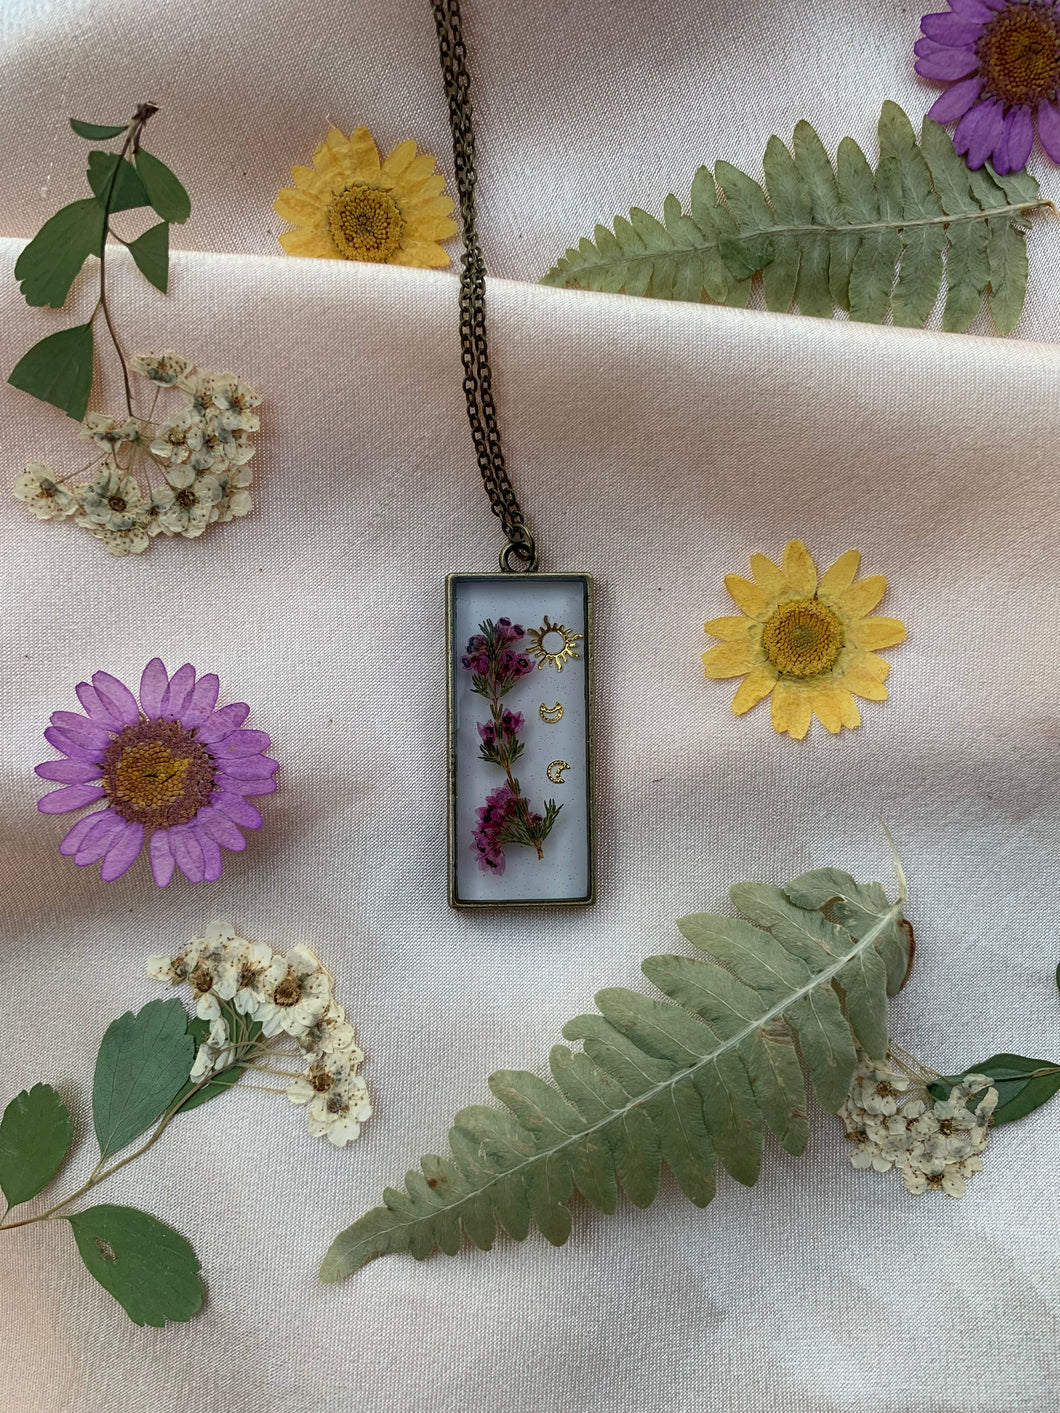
[[539, 702, 564, 723], [546, 759, 570, 785]]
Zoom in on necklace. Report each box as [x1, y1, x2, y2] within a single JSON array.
[[432, 0, 594, 908]]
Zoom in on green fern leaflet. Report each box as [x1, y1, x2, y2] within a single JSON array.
[[541, 102, 1055, 334], [321, 868, 912, 1280]]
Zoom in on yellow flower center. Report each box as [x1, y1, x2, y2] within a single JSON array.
[[978, 3, 1060, 105], [101, 719, 215, 827], [327, 183, 405, 262], [762, 598, 845, 678]]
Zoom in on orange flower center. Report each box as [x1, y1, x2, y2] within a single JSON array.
[[327, 183, 405, 262], [101, 719, 215, 827], [762, 598, 845, 678], [978, 3, 1060, 105]]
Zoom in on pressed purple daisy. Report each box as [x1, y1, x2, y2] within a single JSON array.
[[915, 0, 1060, 173], [35, 659, 278, 886]]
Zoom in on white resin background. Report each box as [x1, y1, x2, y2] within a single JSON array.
[[1, 2, 1059, 1411]]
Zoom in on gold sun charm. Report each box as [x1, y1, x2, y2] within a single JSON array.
[[527, 617, 583, 671]]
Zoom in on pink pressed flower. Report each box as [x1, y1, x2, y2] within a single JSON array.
[[35, 659, 278, 886], [915, 0, 1060, 172]]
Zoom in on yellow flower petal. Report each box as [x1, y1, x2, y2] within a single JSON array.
[[771, 681, 811, 739], [835, 688, 861, 729], [781, 539, 817, 596], [838, 574, 887, 616], [851, 616, 906, 650], [380, 138, 418, 181], [731, 664, 777, 714], [704, 615, 754, 642], [703, 641, 756, 679], [273, 190, 327, 223], [818, 549, 861, 598], [844, 670, 889, 701], [749, 552, 784, 594], [278, 227, 335, 257], [344, 126, 383, 179], [392, 238, 453, 268], [849, 650, 890, 682], [725, 574, 769, 617], [810, 687, 844, 734]]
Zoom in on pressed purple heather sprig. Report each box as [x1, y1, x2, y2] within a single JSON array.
[[915, 0, 1060, 173], [35, 658, 277, 885], [462, 618, 561, 875]]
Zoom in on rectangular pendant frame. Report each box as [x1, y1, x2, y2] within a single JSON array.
[[447, 572, 594, 909]]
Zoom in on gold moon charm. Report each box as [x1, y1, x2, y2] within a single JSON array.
[[546, 759, 570, 784], [539, 702, 564, 723], [527, 616, 583, 671]]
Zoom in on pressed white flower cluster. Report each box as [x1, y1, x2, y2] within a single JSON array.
[[838, 1051, 998, 1198], [147, 921, 371, 1148], [12, 351, 260, 557]]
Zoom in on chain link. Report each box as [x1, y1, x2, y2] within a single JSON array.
[[431, 0, 538, 573]]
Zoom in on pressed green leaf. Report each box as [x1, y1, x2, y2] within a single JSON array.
[[87, 151, 150, 213], [8, 321, 95, 420], [784, 870, 911, 996], [70, 119, 128, 139], [931, 1054, 1060, 1127], [68, 1205, 202, 1327], [135, 149, 191, 224], [321, 869, 901, 1279], [92, 999, 193, 1161], [541, 104, 1048, 332], [0, 1084, 73, 1207], [126, 221, 169, 294], [14, 198, 105, 308]]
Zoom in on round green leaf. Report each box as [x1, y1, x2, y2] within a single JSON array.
[[93, 998, 194, 1161], [134, 149, 191, 224], [8, 321, 95, 420], [68, 1205, 203, 1327], [0, 1083, 73, 1208]]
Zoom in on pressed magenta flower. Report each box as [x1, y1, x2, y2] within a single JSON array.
[[915, 0, 1060, 173], [35, 659, 278, 885]]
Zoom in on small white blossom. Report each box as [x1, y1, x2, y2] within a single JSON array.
[[14, 464, 78, 519], [306, 1073, 372, 1148], [83, 521, 151, 557], [82, 412, 143, 450], [151, 410, 204, 470], [75, 465, 145, 529], [156, 476, 223, 538], [189, 1016, 230, 1081], [257, 945, 333, 1039], [297, 1003, 365, 1064], [215, 936, 277, 1016], [129, 350, 194, 387]]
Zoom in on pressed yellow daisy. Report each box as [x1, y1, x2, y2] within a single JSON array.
[[274, 126, 458, 267], [702, 540, 906, 740]]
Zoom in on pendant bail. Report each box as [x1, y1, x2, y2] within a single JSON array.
[[499, 527, 538, 574]]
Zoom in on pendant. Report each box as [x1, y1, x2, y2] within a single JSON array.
[[447, 573, 594, 908]]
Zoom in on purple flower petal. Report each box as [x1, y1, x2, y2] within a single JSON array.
[[35, 758, 102, 784], [91, 671, 140, 726], [60, 809, 113, 857], [192, 824, 223, 882], [216, 774, 277, 796], [75, 681, 124, 730], [149, 830, 176, 887], [196, 703, 251, 743], [955, 98, 1005, 167], [210, 728, 273, 760], [181, 673, 220, 728], [38, 783, 107, 815], [1038, 100, 1060, 161], [169, 823, 205, 882], [215, 754, 279, 781], [928, 76, 985, 123], [49, 711, 113, 749], [921, 12, 986, 44], [948, 0, 994, 19], [914, 35, 976, 59], [43, 726, 104, 764], [997, 106, 1034, 173], [100, 821, 145, 881], [915, 47, 980, 79], [160, 663, 196, 719], [139, 658, 169, 718], [212, 792, 263, 830], [195, 806, 247, 851], [74, 813, 127, 865]]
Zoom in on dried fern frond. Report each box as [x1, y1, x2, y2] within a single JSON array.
[[321, 868, 911, 1280], [541, 102, 1055, 334]]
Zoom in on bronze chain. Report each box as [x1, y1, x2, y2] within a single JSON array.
[[431, 0, 538, 574]]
